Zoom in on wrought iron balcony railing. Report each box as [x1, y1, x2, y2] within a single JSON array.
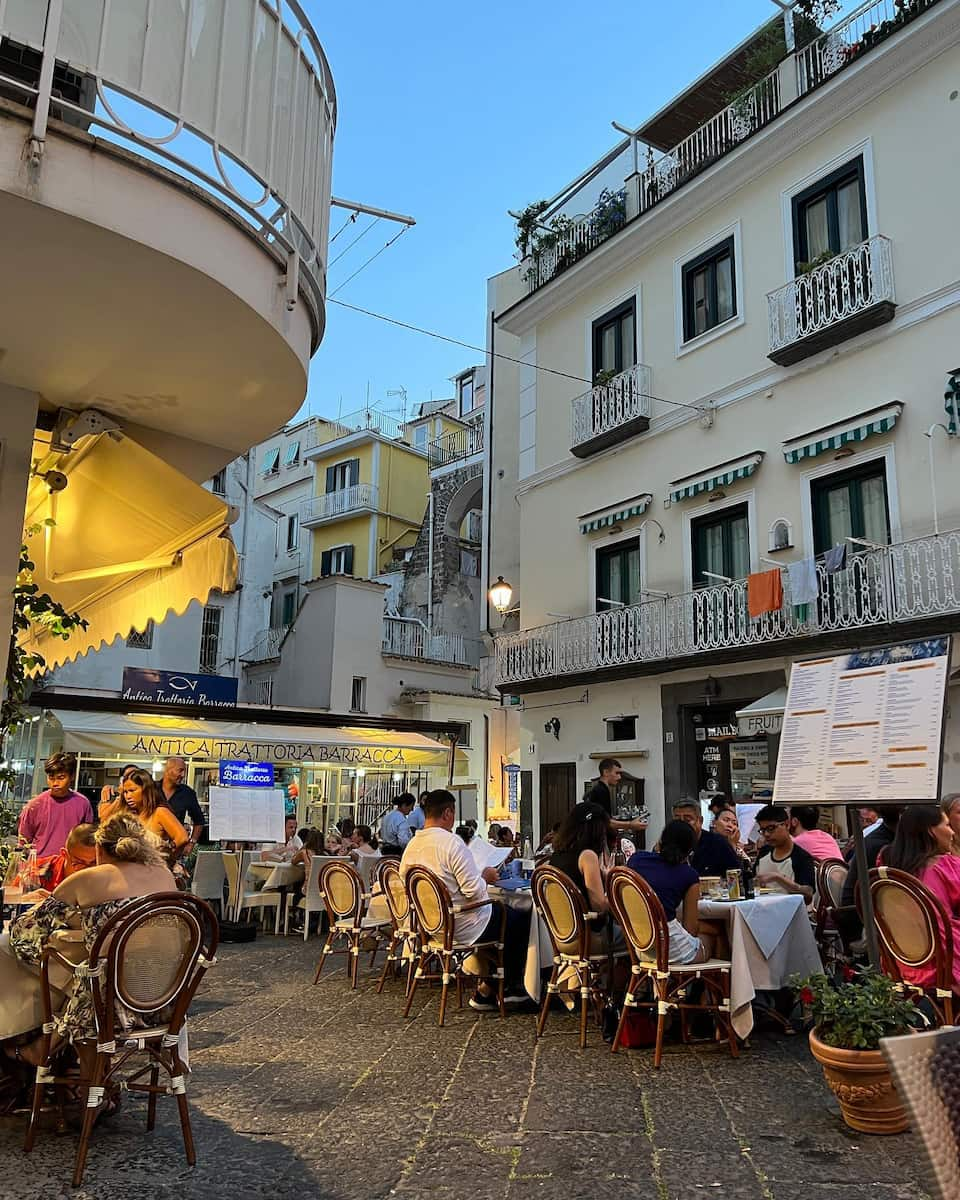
[[571, 363, 653, 457], [382, 617, 481, 667], [240, 626, 289, 665], [301, 484, 379, 525], [767, 236, 896, 364], [496, 532, 960, 687], [428, 423, 484, 469]]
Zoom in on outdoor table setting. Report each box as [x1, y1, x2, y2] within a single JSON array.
[[488, 877, 552, 1002], [698, 890, 823, 1038], [248, 859, 304, 891]]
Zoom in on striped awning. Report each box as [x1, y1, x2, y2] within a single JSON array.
[[668, 453, 763, 504], [579, 493, 652, 534], [782, 403, 903, 464]]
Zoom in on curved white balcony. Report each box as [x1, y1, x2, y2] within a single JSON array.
[[0, 0, 336, 475], [571, 363, 652, 457]]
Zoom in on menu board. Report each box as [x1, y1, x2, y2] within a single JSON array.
[[207, 785, 286, 843], [774, 637, 950, 806]]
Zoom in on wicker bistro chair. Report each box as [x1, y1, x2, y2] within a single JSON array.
[[605, 867, 738, 1067], [867, 867, 956, 1027], [813, 858, 848, 968], [24, 892, 219, 1188], [222, 850, 281, 934], [402, 865, 507, 1026], [375, 859, 419, 995], [313, 859, 391, 988], [531, 865, 629, 1050]]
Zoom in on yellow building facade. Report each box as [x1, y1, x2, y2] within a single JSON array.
[[302, 428, 428, 580]]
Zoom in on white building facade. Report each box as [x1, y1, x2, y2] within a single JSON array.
[[487, 0, 960, 840]]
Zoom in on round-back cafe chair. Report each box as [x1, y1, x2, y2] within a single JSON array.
[[867, 866, 956, 1027], [402, 864, 506, 1026], [313, 859, 390, 989], [605, 866, 737, 1067], [375, 858, 418, 995], [24, 892, 218, 1188], [531, 864, 626, 1049], [813, 857, 848, 968]]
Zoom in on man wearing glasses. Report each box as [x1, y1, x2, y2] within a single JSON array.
[[754, 804, 815, 902]]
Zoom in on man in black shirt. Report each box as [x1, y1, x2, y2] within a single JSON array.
[[673, 800, 740, 876], [587, 758, 647, 838], [159, 756, 207, 849]]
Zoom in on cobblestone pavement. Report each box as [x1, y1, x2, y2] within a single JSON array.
[[0, 935, 930, 1200]]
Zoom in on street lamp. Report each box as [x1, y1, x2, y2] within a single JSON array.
[[489, 576, 514, 614]]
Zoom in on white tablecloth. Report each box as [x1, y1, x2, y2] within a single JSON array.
[[248, 861, 304, 891], [699, 893, 822, 1038], [489, 884, 552, 1001]]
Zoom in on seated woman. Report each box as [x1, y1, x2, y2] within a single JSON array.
[[3, 813, 176, 1068], [292, 827, 327, 876], [884, 805, 960, 995], [627, 821, 727, 964], [548, 803, 622, 948], [350, 825, 380, 861], [942, 794, 960, 856], [712, 809, 752, 865]]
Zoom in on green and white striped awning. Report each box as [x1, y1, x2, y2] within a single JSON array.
[[579, 493, 652, 534], [782, 403, 903, 464], [668, 453, 763, 504]]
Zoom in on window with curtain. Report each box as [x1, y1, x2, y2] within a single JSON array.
[[691, 504, 750, 587], [811, 462, 890, 556], [681, 237, 736, 342], [591, 299, 636, 380], [596, 538, 642, 611], [792, 157, 867, 269]]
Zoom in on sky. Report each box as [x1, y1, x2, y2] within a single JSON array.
[[295, 0, 803, 424]]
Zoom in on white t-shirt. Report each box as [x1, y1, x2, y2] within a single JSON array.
[[400, 825, 491, 945], [261, 834, 303, 861], [760, 850, 796, 884]]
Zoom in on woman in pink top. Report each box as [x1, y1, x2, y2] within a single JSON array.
[[942, 794, 960, 856], [884, 806, 960, 995]]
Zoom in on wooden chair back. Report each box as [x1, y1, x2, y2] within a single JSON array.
[[319, 859, 364, 925], [377, 859, 410, 926], [606, 866, 669, 971], [817, 858, 848, 908], [403, 865, 454, 952], [86, 893, 218, 1048], [531, 865, 591, 961], [868, 867, 954, 994]]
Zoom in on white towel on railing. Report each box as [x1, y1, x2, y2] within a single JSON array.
[[787, 558, 819, 606]]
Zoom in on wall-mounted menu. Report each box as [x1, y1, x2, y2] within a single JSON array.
[[774, 637, 950, 806]]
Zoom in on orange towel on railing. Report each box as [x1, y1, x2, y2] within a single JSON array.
[[747, 569, 784, 618]]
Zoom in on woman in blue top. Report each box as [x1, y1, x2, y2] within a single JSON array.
[[627, 820, 726, 963]]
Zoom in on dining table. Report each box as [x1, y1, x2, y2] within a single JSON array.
[[488, 880, 552, 1002], [246, 858, 305, 929], [698, 890, 823, 1038]]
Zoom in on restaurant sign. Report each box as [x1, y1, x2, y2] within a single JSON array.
[[127, 735, 409, 766], [122, 667, 238, 708], [219, 759, 275, 787]]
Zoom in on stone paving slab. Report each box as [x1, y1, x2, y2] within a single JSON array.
[[0, 934, 933, 1200]]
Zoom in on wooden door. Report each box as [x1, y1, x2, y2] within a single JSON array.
[[539, 763, 577, 835]]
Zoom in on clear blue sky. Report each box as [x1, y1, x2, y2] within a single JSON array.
[[297, 1, 846, 423]]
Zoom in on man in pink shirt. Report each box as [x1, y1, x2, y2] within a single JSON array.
[[789, 805, 842, 861], [17, 751, 94, 858]]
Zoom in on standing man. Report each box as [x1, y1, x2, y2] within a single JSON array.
[[407, 790, 429, 836], [673, 799, 741, 877], [18, 752, 94, 858], [381, 793, 416, 857], [587, 758, 647, 838], [159, 756, 206, 851]]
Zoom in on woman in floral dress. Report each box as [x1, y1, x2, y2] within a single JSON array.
[[6, 812, 176, 1065]]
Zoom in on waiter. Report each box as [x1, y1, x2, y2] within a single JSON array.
[[587, 758, 647, 838], [159, 756, 207, 849]]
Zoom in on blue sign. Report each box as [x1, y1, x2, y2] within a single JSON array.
[[219, 760, 275, 788], [122, 667, 238, 708]]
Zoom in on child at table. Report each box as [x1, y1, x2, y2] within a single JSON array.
[[627, 821, 728, 963]]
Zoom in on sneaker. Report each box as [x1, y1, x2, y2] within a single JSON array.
[[468, 991, 498, 1012], [503, 990, 529, 1006]]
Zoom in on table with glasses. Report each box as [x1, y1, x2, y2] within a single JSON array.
[[698, 891, 823, 1038]]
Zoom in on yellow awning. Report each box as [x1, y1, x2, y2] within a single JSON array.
[[21, 431, 238, 670]]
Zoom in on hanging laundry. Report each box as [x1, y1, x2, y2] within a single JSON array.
[[823, 544, 848, 574], [787, 558, 819, 606], [747, 569, 784, 619]]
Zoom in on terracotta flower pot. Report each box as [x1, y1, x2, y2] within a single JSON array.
[[808, 1028, 908, 1134]]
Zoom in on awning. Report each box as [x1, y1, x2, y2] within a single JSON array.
[[49, 710, 453, 768], [668, 452, 763, 504], [735, 688, 786, 737], [579, 494, 652, 534], [21, 431, 238, 670], [782, 403, 903, 464]]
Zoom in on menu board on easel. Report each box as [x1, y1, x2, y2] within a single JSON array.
[[207, 785, 286, 843], [773, 636, 951, 807]]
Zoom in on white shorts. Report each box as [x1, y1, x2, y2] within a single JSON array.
[[665, 919, 703, 965]]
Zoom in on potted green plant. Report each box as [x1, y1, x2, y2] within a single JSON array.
[[794, 970, 923, 1134]]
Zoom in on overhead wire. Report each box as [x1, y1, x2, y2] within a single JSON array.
[[326, 297, 708, 413], [328, 216, 381, 268], [328, 226, 411, 298], [329, 210, 359, 242]]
